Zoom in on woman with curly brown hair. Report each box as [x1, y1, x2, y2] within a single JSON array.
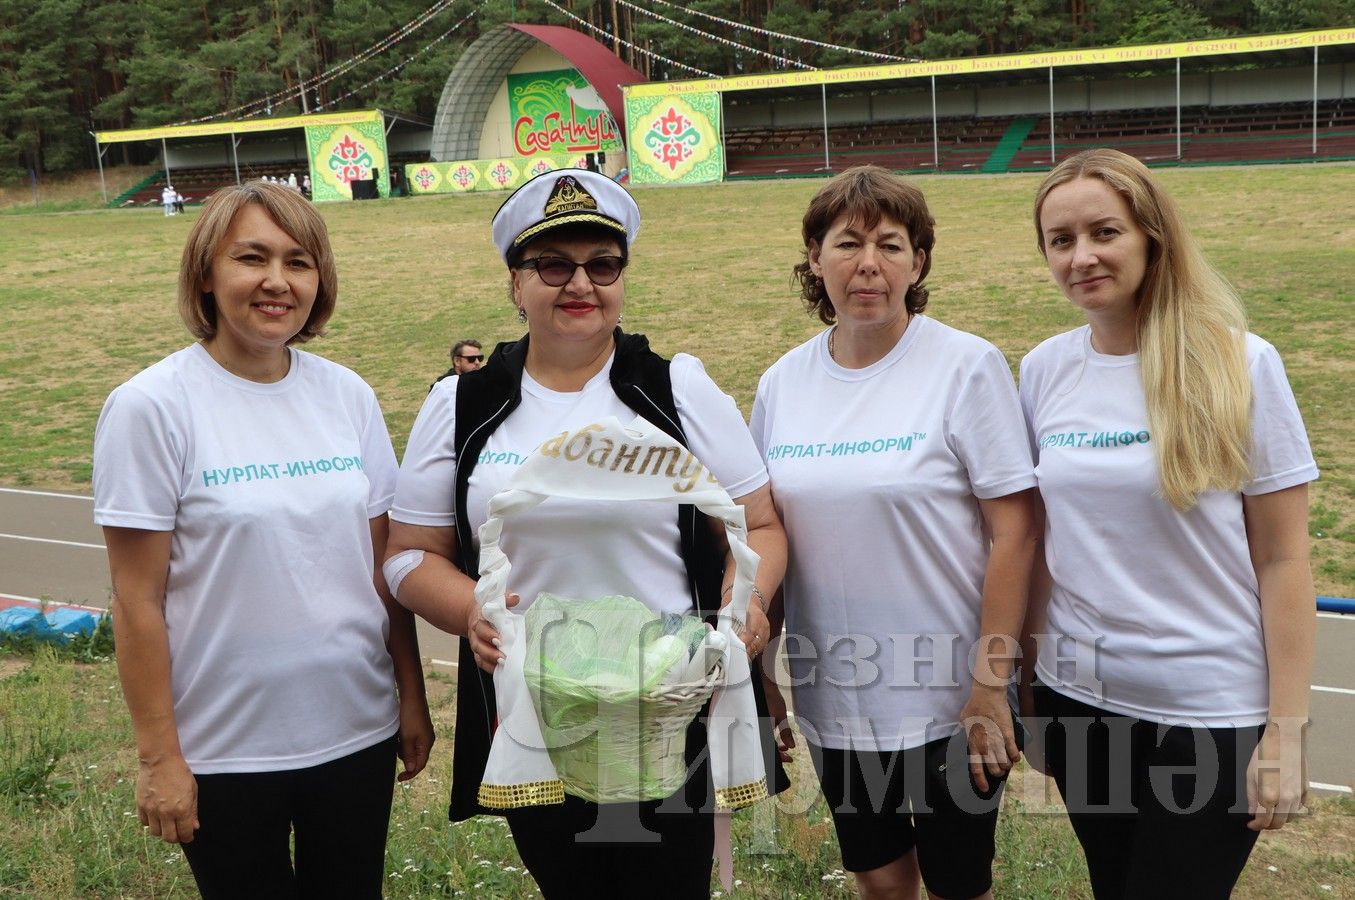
[[752, 165, 1037, 900]]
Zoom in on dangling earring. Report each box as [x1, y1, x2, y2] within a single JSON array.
[[617, 313, 624, 324], [517, 306, 527, 324]]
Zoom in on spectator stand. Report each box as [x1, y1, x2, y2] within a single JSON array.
[[623, 27, 1355, 185]]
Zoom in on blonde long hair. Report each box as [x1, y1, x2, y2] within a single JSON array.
[[1034, 149, 1251, 511]]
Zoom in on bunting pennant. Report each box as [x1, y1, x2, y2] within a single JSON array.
[[617, 0, 816, 71], [538, 0, 716, 78], [637, 0, 918, 63], [173, 0, 484, 126]]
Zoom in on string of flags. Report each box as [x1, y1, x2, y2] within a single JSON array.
[[172, 0, 473, 125], [163, 0, 922, 130], [537, 0, 716, 78], [616, 0, 815, 71], [637, 0, 919, 63], [313, 8, 479, 112]]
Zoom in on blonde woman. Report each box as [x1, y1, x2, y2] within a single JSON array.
[[1021, 149, 1317, 898]]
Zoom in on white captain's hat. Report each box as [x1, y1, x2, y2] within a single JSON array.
[[491, 169, 640, 262]]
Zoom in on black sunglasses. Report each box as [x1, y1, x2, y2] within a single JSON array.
[[518, 255, 626, 287], [457, 354, 484, 363]]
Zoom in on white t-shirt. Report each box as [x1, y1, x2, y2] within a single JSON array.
[[1019, 326, 1319, 727], [750, 316, 1036, 751], [393, 352, 767, 617], [93, 343, 400, 773]]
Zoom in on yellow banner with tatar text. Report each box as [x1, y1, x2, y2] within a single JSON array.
[[624, 28, 1355, 98], [95, 110, 384, 145]]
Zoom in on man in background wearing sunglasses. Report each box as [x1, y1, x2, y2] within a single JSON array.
[[433, 338, 485, 389]]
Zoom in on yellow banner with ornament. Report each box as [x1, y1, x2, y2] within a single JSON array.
[[625, 92, 722, 185], [406, 154, 591, 195]]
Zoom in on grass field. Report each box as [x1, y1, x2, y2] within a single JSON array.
[[1, 164, 1353, 897], [3, 642, 1353, 898], [1, 163, 1351, 593]]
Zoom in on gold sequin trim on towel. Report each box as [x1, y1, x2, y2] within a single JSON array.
[[478, 780, 565, 809], [715, 777, 767, 810]]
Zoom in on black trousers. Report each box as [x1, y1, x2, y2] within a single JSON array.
[[506, 793, 714, 899], [180, 734, 398, 900], [1033, 685, 1262, 900]]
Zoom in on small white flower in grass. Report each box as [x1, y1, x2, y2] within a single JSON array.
[[87, 764, 98, 769], [503, 866, 518, 873], [1320, 886, 1332, 892], [734, 879, 743, 886], [123, 811, 134, 817], [1267, 865, 1278, 873], [713, 892, 723, 898]]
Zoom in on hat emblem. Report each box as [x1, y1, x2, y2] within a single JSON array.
[[542, 175, 598, 217]]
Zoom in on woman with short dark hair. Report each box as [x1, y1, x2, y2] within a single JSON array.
[[754, 165, 1037, 900]]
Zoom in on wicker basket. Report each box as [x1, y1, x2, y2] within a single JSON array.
[[525, 616, 723, 804], [475, 417, 761, 807], [523, 596, 726, 802]]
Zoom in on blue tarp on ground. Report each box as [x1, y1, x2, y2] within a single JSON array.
[[0, 606, 99, 643]]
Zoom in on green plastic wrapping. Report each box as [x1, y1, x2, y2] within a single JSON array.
[[523, 593, 711, 802]]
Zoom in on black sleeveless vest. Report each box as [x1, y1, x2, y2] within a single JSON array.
[[445, 328, 787, 820]]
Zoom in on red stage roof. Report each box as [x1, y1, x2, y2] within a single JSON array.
[[508, 24, 648, 131]]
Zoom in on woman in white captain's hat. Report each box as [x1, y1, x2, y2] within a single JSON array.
[[383, 169, 789, 897]]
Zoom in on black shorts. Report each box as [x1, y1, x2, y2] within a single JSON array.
[[809, 733, 1006, 899], [1032, 683, 1263, 899]]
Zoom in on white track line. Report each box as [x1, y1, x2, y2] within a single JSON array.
[[427, 658, 458, 669], [0, 592, 105, 613], [1310, 781, 1354, 795], [0, 532, 104, 550], [1318, 612, 1354, 621], [1313, 685, 1355, 696], [0, 487, 91, 500]]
